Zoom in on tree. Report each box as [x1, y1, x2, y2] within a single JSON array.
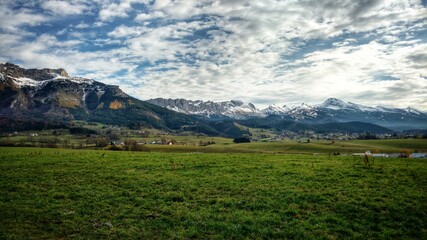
[[107, 132, 120, 141], [96, 138, 109, 147], [124, 139, 138, 151], [69, 127, 98, 136], [233, 136, 251, 143], [124, 139, 147, 151]]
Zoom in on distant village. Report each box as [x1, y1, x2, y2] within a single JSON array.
[[260, 130, 426, 142], [1, 128, 426, 158]]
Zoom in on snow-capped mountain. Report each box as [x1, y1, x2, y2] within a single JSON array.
[[261, 104, 289, 115], [147, 98, 262, 119], [318, 98, 376, 111], [0, 63, 251, 137], [147, 97, 427, 130], [2, 63, 425, 132], [286, 103, 318, 120], [0, 62, 127, 119], [147, 98, 293, 119]]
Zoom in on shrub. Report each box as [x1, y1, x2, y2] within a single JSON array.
[[124, 139, 148, 151], [106, 145, 122, 151], [69, 127, 98, 135], [95, 138, 109, 147], [400, 149, 412, 158], [233, 136, 251, 143]]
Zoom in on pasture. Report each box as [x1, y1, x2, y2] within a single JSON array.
[[144, 138, 427, 154], [0, 147, 426, 239], [2, 130, 426, 154]]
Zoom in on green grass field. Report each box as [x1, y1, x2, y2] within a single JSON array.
[[3, 128, 426, 154], [144, 139, 427, 154], [0, 147, 426, 239]]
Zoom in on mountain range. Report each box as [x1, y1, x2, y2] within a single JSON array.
[[147, 98, 427, 130], [1, 63, 425, 136], [0, 63, 248, 137]]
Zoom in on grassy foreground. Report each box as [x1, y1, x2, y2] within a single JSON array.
[[0, 147, 426, 239]]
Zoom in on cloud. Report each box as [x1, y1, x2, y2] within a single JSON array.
[[99, 1, 132, 21], [0, 5, 50, 32], [108, 19, 218, 62], [100, 0, 427, 110], [134, 11, 165, 21], [407, 53, 427, 69], [107, 25, 149, 38], [267, 39, 427, 108], [75, 23, 90, 29], [41, 1, 89, 15], [1, 0, 427, 110], [98, 0, 150, 22]]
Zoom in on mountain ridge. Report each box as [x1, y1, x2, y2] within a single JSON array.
[[1, 63, 423, 135], [147, 97, 427, 130], [0, 63, 249, 137]]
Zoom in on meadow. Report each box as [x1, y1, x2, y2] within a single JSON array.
[[0, 147, 426, 239], [2, 128, 427, 154], [144, 138, 427, 154]]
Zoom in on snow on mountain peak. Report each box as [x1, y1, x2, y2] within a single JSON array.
[[147, 97, 426, 123], [318, 98, 379, 112], [10, 75, 94, 88], [1, 63, 94, 88], [262, 104, 289, 115], [320, 98, 351, 110], [299, 103, 315, 109], [405, 107, 421, 115], [146, 98, 260, 119], [14, 77, 44, 87], [69, 77, 94, 85]]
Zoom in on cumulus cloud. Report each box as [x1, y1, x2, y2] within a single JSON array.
[[41, 1, 89, 15], [99, 1, 132, 21], [0, 5, 49, 32], [98, 0, 150, 21], [134, 11, 165, 21], [123, 0, 427, 109]]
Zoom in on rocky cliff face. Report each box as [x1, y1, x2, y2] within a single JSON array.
[[0, 63, 69, 80], [0, 63, 114, 120]]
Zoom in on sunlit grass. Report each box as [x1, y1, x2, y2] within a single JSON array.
[[0, 147, 426, 239]]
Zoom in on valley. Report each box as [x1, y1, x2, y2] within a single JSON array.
[[2, 123, 426, 154], [1, 62, 426, 157], [1, 1, 426, 239]]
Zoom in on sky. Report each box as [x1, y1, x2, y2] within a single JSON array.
[[0, 0, 426, 110]]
